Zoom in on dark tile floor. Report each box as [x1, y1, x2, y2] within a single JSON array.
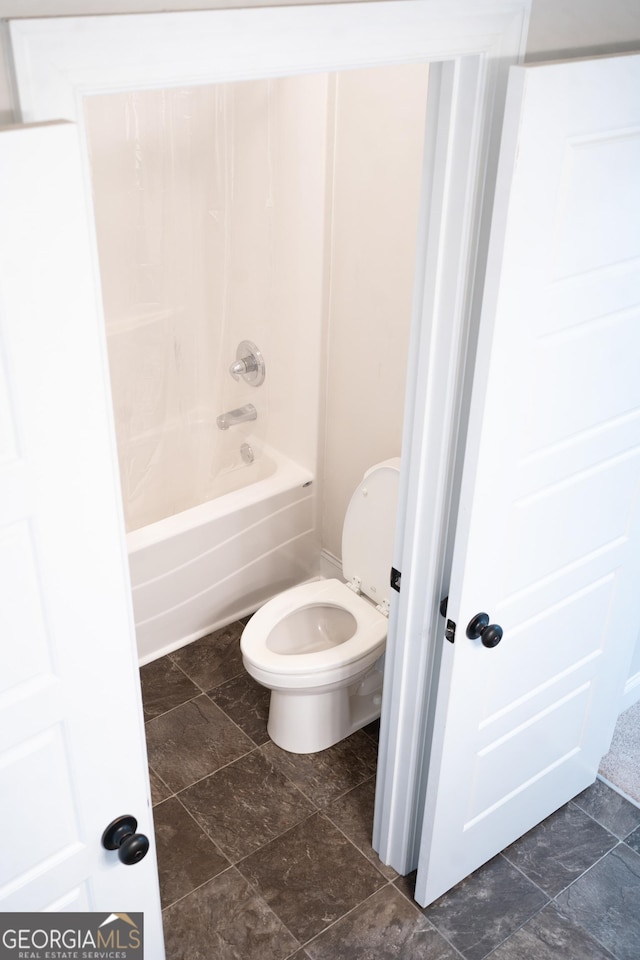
[[141, 621, 640, 960]]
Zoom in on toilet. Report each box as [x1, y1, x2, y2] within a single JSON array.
[[240, 457, 401, 754]]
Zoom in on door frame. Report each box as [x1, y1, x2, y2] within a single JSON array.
[[4, 0, 531, 875]]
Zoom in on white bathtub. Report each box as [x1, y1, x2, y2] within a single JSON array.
[[127, 447, 317, 664]]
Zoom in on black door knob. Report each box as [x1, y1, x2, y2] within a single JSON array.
[[466, 612, 503, 648], [102, 815, 150, 865]]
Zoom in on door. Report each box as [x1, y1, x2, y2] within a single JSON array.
[[416, 53, 640, 905], [0, 122, 164, 952]]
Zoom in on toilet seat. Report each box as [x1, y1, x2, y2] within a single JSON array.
[[240, 457, 401, 750], [241, 578, 386, 686]]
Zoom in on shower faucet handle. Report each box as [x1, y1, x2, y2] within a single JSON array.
[[229, 340, 265, 386], [229, 358, 255, 378]]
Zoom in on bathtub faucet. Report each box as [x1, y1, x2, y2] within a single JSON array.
[[216, 403, 257, 430]]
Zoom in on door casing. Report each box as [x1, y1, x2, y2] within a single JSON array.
[[4, 0, 532, 875]]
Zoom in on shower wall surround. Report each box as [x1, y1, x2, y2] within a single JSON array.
[[85, 63, 429, 549], [86, 76, 328, 531]]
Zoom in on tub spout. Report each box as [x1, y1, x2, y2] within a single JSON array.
[[216, 403, 257, 430]]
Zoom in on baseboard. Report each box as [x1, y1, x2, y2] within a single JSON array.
[[597, 773, 640, 810]]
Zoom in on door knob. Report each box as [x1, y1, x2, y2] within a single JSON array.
[[466, 612, 503, 648], [102, 815, 150, 865]]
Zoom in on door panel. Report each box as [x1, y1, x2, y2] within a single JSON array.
[[416, 53, 640, 906], [0, 121, 164, 953]]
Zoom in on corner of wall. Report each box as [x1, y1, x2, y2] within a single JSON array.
[[0, 25, 18, 126]]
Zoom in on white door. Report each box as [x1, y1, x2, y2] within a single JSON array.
[[0, 121, 164, 953], [416, 52, 640, 906]]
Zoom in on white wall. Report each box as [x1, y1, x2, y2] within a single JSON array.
[[321, 64, 429, 559]]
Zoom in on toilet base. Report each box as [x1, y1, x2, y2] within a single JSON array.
[[267, 668, 383, 754]]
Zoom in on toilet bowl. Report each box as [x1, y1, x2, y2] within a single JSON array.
[[241, 457, 401, 753]]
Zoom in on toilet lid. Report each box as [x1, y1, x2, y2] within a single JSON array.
[[342, 457, 401, 607]]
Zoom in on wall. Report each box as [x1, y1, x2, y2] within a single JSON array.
[[85, 77, 328, 530], [320, 63, 429, 559], [83, 59, 427, 545], [525, 0, 640, 61]]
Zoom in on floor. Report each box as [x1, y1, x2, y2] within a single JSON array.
[[141, 621, 640, 960], [599, 700, 640, 804]]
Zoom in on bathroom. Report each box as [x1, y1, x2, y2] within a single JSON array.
[[6, 4, 640, 951], [84, 63, 430, 667]]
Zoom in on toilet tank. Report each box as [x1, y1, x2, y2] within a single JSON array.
[[341, 457, 401, 608]]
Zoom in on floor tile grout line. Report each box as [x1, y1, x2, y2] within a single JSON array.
[[160, 861, 235, 913], [230, 817, 437, 955], [233, 807, 321, 878], [143, 663, 248, 723], [498, 812, 619, 902], [143, 688, 203, 724], [320, 777, 399, 882], [419, 910, 468, 960], [173, 741, 262, 796], [148, 761, 175, 804], [480, 899, 552, 960], [199, 687, 270, 751], [160, 854, 305, 960], [316, 805, 391, 881], [294, 881, 408, 954], [497, 850, 553, 902], [298, 880, 468, 960], [173, 790, 231, 862], [386, 880, 469, 960], [493, 840, 629, 960], [147, 701, 270, 798], [166, 650, 212, 693], [168, 634, 246, 691], [466, 841, 628, 960], [548, 837, 625, 903], [419, 867, 549, 960], [258, 737, 379, 813], [152, 718, 392, 912], [256, 742, 377, 812], [550, 885, 623, 960], [184, 777, 320, 868], [569, 796, 613, 833], [570, 794, 640, 840]]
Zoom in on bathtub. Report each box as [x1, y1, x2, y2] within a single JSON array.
[[127, 446, 317, 664]]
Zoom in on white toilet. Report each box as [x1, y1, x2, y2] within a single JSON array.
[[240, 457, 401, 753]]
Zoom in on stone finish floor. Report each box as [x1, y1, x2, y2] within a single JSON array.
[[141, 621, 640, 960]]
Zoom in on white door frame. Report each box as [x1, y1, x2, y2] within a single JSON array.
[[4, 0, 531, 875]]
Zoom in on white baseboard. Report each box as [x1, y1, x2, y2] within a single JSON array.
[[597, 773, 640, 810]]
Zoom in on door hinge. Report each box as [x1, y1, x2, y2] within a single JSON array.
[[390, 567, 401, 592], [440, 596, 455, 642]]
